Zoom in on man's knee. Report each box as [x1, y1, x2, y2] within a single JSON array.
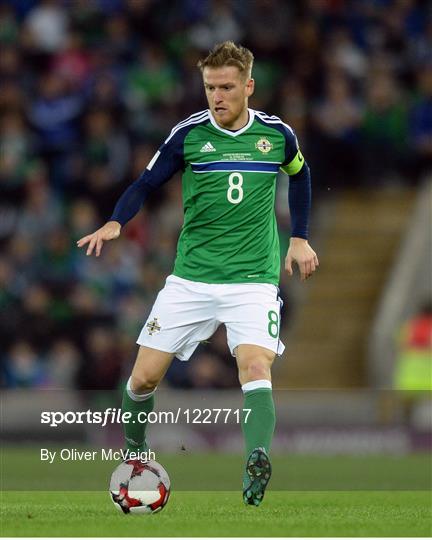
[[129, 347, 174, 394], [244, 361, 271, 381], [129, 373, 159, 394], [236, 345, 275, 384]]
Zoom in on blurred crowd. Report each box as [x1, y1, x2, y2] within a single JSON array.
[[1, 0, 431, 390]]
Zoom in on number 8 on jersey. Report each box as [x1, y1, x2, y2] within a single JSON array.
[[227, 172, 244, 204]]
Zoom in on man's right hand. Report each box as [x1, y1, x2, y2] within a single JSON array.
[[76, 221, 122, 257]]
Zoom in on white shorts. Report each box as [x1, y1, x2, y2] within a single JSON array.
[[137, 275, 285, 361]]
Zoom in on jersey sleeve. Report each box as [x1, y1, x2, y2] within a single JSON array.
[[278, 124, 311, 239], [288, 163, 311, 239], [110, 130, 185, 225], [279, 126, 305, 176]]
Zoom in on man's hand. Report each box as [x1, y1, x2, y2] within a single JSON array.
[[76, 221, 122, 257], [285, 237, 319, 281]]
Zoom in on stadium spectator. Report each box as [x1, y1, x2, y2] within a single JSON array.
[[45, 338, 82, 389], [394, 302, 432, 392], [313, 72, 362, 186], [23, 0, 68, 56], [393, 302, 432, 429], [27, 72, 83, 187], [0, 112, 35, 190], [16, 164, 62, 240], [362, 71, 409, 183], [50, 31, 92, 90], [409, 64, 432, 181], [78, 326, 122, 389], [3, 340, 46, 388]]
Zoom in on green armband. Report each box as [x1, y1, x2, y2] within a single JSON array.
[[280, 149, 304, 175]]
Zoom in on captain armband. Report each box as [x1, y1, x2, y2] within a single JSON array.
[[280, 149, 305, 176]]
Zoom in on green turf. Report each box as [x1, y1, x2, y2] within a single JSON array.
[[1, 449, 431, 536], [2, 447, 430, 490], [1, 490, 431, 537]]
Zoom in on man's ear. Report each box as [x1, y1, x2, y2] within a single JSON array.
[[246, 78, 255, 97]]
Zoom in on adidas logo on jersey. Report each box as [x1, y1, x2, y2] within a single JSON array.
[[200, 141, 216, 152]]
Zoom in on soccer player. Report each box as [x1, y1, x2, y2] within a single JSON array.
[[77, 41, 318, 506]]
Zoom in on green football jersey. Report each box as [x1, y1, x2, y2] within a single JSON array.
[[112, 109, 306, 285]]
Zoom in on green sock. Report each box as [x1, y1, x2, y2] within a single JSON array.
[[121, 380, 154, 452], [241, 387, 275, 457]]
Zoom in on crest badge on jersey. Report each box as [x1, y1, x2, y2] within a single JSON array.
[[255, 138, 273, 153], [146, 317, 161, 335]]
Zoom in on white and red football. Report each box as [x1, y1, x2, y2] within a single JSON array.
[[109, 459, 170, 514]]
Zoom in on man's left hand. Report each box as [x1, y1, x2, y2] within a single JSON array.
[[285, 237, 319, 281]]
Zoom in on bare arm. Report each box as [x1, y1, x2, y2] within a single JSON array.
[[76, 220, 122, 257]]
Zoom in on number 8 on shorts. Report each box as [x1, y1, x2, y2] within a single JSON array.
[[267, 310, 279, 338]]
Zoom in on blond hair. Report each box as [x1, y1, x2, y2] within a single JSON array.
[[197, 41, 254, 79]]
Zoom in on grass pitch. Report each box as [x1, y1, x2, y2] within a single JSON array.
[[2, 448, 430, 491], [1, 490, 431, 537], [1, 449, 431, 536]]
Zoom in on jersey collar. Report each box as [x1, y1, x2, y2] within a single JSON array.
[[208, 108, 255, 137]]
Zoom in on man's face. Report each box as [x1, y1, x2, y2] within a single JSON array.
[[203, 66, 254, 129]]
